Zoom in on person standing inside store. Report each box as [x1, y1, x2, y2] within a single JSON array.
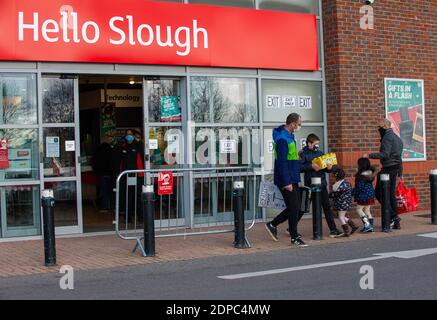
[[93, 134, 116, 212], [364, 119, 403, 230], [265, 113, 308, 247], [119, 129, 145, 223]]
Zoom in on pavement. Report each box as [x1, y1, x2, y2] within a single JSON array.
[[2, 232, 437, 300], [0, 211, 436, 278]]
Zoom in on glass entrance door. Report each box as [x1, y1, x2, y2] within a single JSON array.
[[41, 75, 82, 235], [143, 77, 187, 228]]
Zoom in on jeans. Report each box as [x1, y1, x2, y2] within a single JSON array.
[[271, 184, 301, 239], [375, 167, 400, 220]]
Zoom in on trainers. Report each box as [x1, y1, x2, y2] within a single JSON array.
[[391, 217, 401, 230], [265, 222, 279, 241], [329, 229, 344, 238], [291, 236, 308, 248], [286, 228, 302, 238], [360, 224, 374, 233]]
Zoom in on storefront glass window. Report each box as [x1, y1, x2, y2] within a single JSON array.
[[262, 79, 323, 123], [191, 77, 258, 123], [0, 74, 37, 125], [188, 0, 254, 8], [146, 80, 182, 123], [193, 127, 261, 167], [148, 127, 184, 168], [258, 0, 319, 15], [44, 181, 78, 227], [43, 127, 76, 178], [2, 185, 41, 237], [0, 129, 39, 181], [42, 78, 75, 123]]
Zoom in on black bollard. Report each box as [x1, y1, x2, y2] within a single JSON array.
[[233, 181, 250, 249], [380, 174, 391, 232], [42, 189, 56, 266], [430, 170, 437, 225], [311, 177, 323, 240], [142, 185, 156, 256]]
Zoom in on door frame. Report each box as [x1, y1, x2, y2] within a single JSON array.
[[39, 74, 83, 235]]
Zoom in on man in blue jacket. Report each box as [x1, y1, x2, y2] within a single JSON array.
[[265, 113, 307, 247]]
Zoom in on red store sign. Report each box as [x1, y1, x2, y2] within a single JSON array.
[[0, 0, 318, 70]]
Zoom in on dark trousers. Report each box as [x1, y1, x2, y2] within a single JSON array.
[[119, 175, 144, 222], [98, 175, 113, 210], [321, 186, 339, 231], [375, 167, 399, 220], [271, 184, 300, 239]]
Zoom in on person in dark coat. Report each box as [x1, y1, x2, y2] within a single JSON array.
[[300, 134, 342, 237], [119, 129, 145, 222], [353, 158, 378, 233], [364, 119, 403, 230]]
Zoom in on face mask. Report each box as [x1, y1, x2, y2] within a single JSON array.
[[295, 125, 302, 132], [314, 144, 319, 150], [125, 135, 134, 143]]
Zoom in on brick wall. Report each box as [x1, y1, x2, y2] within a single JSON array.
[[322, 0, 437, 209]]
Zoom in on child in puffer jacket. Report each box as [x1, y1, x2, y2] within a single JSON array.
[[353, 158, 378, 233], [330, 167, 359, 237]]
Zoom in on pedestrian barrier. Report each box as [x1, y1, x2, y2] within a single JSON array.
[[430, 170, 437, 225], [114, 166, 258, 256], [380, 174, 391, 232], [311, 177, 323, 240]]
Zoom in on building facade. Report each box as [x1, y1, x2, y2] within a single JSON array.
[[0, 0, 434, 241]]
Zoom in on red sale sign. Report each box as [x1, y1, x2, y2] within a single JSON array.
[[0, 0, 318, 70], [0, 139, 9, 169], [158, 171, 173, 196]]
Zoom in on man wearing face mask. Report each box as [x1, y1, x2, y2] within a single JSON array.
[[119, 129, 145, 222], [265, 113, 308, 247], [364, 119, 403, 229]]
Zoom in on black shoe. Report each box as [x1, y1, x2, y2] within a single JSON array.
[[391, 217, 401, 230], [291, 236, 308, 248], [265, 222, 279, 241], [286, 228, 302, 238], [329, 229, 344, 238]]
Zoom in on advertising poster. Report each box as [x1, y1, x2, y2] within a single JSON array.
[[100, 102, 117, 140], [158, 171, 174, 195], [0, 139, 9, 169], [385, 78, 426, 161], [46, 137, 60, 158], [160, 96, 181, 122]]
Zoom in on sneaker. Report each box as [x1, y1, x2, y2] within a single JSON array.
[[286, 228, 302, 238], [391, 217, 401, 230], [360, 224, 374, 233], [329, 229, 344, 238], [265, 222, 279, 241], [291, 236, 308, 248]]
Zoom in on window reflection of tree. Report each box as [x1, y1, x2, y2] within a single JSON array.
[[42, 79, 74, 123], [149, 80, 179, 122], [1, 76, 36, 125], [191, 77, 257, 123]]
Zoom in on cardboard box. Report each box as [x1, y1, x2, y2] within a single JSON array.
[[312, 153, 337, 169]]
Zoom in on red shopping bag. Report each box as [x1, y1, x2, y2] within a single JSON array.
[[396, 179, 419, 214]]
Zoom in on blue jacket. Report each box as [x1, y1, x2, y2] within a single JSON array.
[[300, 146, 329, 187], [353, 166, 378, 203], [273, 126, 301, 188]]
